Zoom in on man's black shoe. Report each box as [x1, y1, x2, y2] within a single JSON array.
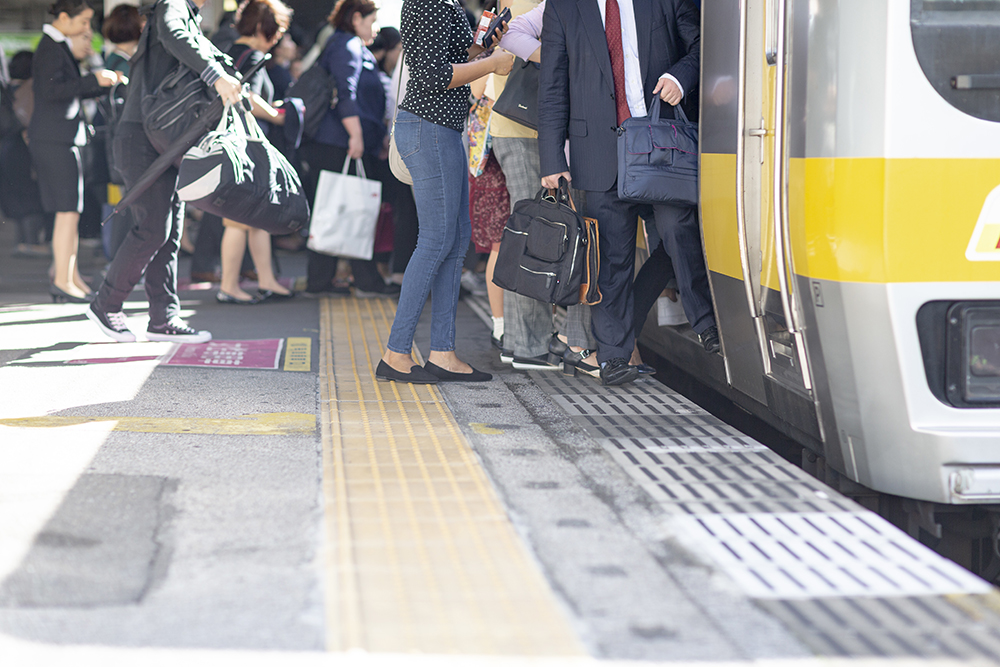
[[700, 325, 721, 354], [600, 357, 639, 386]]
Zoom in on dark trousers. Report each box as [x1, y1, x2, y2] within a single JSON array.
[[586, 189, 714, 363], [633, 240, 676, 337], [300, 141, 385, 293], [94, 123, 182, 326]]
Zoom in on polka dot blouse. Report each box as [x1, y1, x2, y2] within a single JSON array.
[[399, 0, 473, 132]]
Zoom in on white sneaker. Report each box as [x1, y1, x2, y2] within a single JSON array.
[[86, 304, 137, 342]]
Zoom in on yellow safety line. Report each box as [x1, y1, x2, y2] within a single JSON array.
[[319, 299, 360, 651], [350, 297, 451, 644], [320, 295, 584, 655]]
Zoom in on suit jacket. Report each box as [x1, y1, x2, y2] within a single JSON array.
[[538, 0, 699, 192], [28, 33, 104, 145]]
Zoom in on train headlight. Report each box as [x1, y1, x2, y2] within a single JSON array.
[[947, 304, 1000, 406]]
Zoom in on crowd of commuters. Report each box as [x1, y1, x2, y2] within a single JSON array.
[[0, 0, 716, 389]]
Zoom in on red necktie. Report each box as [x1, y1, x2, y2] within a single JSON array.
[[605, 0, 631, 126]]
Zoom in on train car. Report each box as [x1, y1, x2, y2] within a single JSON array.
[[639, 0, 1000, 522]]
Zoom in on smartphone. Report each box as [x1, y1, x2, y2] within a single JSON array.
[[481, 7, 511, 47]]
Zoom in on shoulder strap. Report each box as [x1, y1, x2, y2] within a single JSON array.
[[234, 47, 254, 73]]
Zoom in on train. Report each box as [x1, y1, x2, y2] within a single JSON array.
[[638, 0, 1000, 566]]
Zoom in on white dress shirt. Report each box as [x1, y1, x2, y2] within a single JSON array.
[[597, 0, 683, 118]]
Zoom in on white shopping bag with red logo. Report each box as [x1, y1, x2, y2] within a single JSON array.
[[307, 156, 382, 260]]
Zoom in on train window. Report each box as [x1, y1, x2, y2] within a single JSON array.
[[911, 0, 1000, 122]]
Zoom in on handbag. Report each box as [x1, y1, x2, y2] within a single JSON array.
[[492, 177, 601, 307], [616, 96, 698, 206], [491, 58, 540, 131], [307, 155, 383, 260], [175, 104, 309, 235], [388, 61, 412, 185]]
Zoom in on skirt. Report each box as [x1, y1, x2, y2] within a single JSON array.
[[469, 152, 509, 252], [29, 141, 84, 214]]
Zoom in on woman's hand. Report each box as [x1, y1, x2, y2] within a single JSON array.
[[214, 73, 244, 106], [490, 50, 515, 76], [348, 133, 365, 160], [95, 69, 119, 87]]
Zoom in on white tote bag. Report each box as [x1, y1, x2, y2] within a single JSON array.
[[307, 156, 383, 260]]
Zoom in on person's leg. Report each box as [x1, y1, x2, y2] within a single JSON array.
[[142, 195, 186, 327], [220, 224, 255, 300], [633, 239, 676, 337], [384, 113, 468, 373], [93, 124, 180, 317], [491, 136, 553, 360], [486, 242, 503, 310], [249, 228, 291, 295], [303, 141, 349, 293], [652, 203, 715, 335], [51, 210, 87, 297], [190, 212, 223, 280], [587, 189, 641, 364]]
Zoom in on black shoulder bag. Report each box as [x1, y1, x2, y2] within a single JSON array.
[[491, 57, 540, 131]]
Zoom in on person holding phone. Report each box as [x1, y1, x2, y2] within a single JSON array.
[[376, 0, 513, 384], [30, 0, 120, 303]]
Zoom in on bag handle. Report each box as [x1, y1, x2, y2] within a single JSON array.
[[543, 176, 578, 211], [341, 154, 367, 180], [647, 94, 689, 123]]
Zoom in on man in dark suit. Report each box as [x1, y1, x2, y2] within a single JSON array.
[[538, 0, 718, 386]]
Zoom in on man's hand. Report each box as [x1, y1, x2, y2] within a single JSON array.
[[214, 73, 244, 106], [541, 171, 571, 189], [653, 77, 682, 106]]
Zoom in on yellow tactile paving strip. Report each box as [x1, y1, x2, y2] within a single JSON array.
[[319, 297, 585, 656]]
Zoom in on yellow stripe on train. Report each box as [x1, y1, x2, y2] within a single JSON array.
[[701, 154, 1000, 284]]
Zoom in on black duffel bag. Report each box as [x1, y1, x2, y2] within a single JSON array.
[[175, 105, 309, 235], [492, 177, 601, 307]]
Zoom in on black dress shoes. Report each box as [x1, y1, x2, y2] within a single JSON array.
[[633, 363, 657, 375], [424, 361, 492, 382], [375, 360, 439, 384], [700, 325, 721, 354], [599, 357, 640, 386]]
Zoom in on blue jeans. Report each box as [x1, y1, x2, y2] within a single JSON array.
[[386, 111, 471, 354]]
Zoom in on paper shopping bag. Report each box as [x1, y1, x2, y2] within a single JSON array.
[[307, 156, 383, 260]]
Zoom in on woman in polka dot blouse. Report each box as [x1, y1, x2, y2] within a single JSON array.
[[376, 0, 514, 384]]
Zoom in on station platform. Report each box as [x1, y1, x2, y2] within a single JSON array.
[[1, 239, 1000, 665]]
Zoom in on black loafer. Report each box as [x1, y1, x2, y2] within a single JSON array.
[[547, 334, 568, 365], [600, 357, 639, 386], [424, 361, 492, 382], [491, 333, 504, 350], [375, 360, 438, 384], [699, 325, 721, 354], [633, 363, 656, 375]]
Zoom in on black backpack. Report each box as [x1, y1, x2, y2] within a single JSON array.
[[492, 178, 602, 307], [286, 60, 337, 140]]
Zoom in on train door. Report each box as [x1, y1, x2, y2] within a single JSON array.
[[733, 0, 813, 398]]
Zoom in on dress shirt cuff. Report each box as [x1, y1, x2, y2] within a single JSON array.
[[658, 73, 684, 99], [200, 61, 225, 86]]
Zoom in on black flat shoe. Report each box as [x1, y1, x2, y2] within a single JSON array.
[[216, 291, 260, 304], [49, 285, 92, 304], [375, 359, 438, 384], [424, 361, 492, 382], [634, 363, 656, 375], [257, 289, 295, 301]]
